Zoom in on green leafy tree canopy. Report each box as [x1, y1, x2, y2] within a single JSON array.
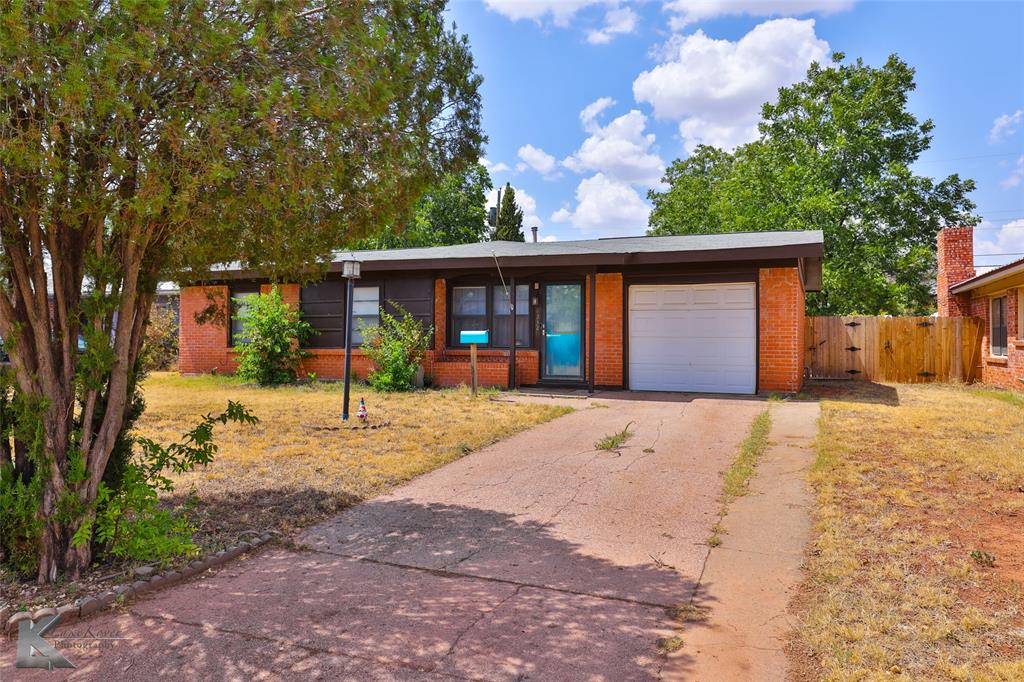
[[0, 0, 483, 582], [353, 163, 492, 249], [648, 53, 978, 315], [492, 183, 526, 242]]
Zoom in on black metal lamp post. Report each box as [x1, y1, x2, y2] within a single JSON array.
[[341, 258, 361, 421]]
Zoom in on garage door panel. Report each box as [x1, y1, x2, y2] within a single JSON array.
[[628, 283, 756, 394]]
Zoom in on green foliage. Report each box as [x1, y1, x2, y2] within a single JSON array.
[[362, 304, 433, 392], [0, 373, 47, 576], [595, 422, 634, 451], [0, 468, 42, 576], [353, 164, 493, 249], [74, 402, 258, 563], [493, 183, 526, 242], [141, 305, 180, 372], [647, 53, 978, 316], [234, 287, 313, 385]]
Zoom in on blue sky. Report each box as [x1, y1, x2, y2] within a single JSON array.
[[446, 0, 1024, 271]]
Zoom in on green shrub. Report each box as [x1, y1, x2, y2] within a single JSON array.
[[74, 401, 258, 563], [141, 304, 179, 371], [234, 286, 313, 385], [361, 304, 432, 392]]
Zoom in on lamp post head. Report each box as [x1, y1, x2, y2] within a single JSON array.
[[341, 259, 361, 279]]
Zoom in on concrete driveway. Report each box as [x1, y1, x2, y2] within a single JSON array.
[[2, 394, 767, 681]]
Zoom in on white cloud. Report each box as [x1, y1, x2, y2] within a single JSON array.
[[580, 97, 616, 132], [540, 234, 559, 242], [481, 157, 511, 174], [488, 185, 543, 230], [562, 106, 665, 186], [587, 6, 639, 44], [551, 173, 650, 236], [664, 0, 854, 30], [633, 18, 829, 153], [482, 0, 608, 28], [989, 110, 1023, 144], [974, 219, 1024, 273], [516, 144, 560, 178], [1000, 155, 1024, 190]]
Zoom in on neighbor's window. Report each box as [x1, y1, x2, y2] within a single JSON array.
[[351, 286, 381, 345], [229, 285, 260, 346], [991, 295, 1008, 357], [492, 285, 530, 348]]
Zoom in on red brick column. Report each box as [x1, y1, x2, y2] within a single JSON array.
[[179, 285, 230, 374], [758, 268, 805, 392], [595, 273, 623, 387], [936, 226, 976, 317]]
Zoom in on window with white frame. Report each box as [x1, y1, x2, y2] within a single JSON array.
[[991, 295, 1008, 357], [351, 286, 381, 345]]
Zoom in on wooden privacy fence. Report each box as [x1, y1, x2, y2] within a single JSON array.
[[805, 316, 983, 383]]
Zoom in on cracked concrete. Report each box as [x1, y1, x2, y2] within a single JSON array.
[[662, 401, 820, 681], [1, 393, 784, 681]]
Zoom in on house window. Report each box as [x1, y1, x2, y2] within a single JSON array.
[[450, 283, 531, 348], [229, 285, 260, 347], [351, 286, 381, 345], [991, 295, 1008, 357], [492, 285, 530, 348], [451, 286, 488, 344]]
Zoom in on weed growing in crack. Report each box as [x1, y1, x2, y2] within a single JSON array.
[[595, 421, 634, 451]]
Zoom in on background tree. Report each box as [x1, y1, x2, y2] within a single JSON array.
[[647, 54, 977, 315], [492, 183, 526, 242], [0, 0, 482, 583], [353, 163, 492, 249]]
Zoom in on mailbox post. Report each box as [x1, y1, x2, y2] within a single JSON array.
[[459, 330, 489, 396]]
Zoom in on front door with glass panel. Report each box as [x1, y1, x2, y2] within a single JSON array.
[[542, 283, 583, 381]]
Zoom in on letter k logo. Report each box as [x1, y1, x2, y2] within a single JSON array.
[[16, 614, 75, 670]]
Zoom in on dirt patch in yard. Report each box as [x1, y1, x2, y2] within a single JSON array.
[[788, 381, 1024, 680]]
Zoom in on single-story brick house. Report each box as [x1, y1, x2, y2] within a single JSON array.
[[179, 230, 823, 394], [937, 225, 1023, 389]]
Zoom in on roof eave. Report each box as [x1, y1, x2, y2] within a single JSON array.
[[950, 259, 1024, 294]]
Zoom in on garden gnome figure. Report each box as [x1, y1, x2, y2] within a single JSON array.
[[356, 398, 368, 423]]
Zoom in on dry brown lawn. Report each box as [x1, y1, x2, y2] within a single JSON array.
[[136, 373, 571, 549], [789, 381, 1024, 681]]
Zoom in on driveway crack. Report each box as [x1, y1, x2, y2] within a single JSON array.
[[440, 584, 523, 661]]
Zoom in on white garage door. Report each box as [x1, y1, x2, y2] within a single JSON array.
[[628, 283, 756, 394]]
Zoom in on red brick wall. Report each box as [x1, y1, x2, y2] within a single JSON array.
[[969, 288, 1024, 390], [937, 226, 976, 317], [758, 267, 805, 392], [182, 270, 810, 393], [595, 273, 623, 386], [179, 285, 234, 374]]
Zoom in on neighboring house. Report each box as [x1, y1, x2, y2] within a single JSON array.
[[937, 226, 1023, 389], [178, 231, 824, 395]]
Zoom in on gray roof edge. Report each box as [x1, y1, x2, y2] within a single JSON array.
[[950, 257, 1024, 293]]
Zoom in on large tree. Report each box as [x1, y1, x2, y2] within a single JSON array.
[[648, 54, 978, 315], [353, 163, 492, 249], [0, 0, 482, 583], [492, 182, 525, 242]]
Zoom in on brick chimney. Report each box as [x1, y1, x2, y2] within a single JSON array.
[[936, 226, 976, 317]]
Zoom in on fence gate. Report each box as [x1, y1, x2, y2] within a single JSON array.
[[805, 316, 983, 383]]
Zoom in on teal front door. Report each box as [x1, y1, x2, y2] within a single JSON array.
[[542, 283, 584, 381]]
